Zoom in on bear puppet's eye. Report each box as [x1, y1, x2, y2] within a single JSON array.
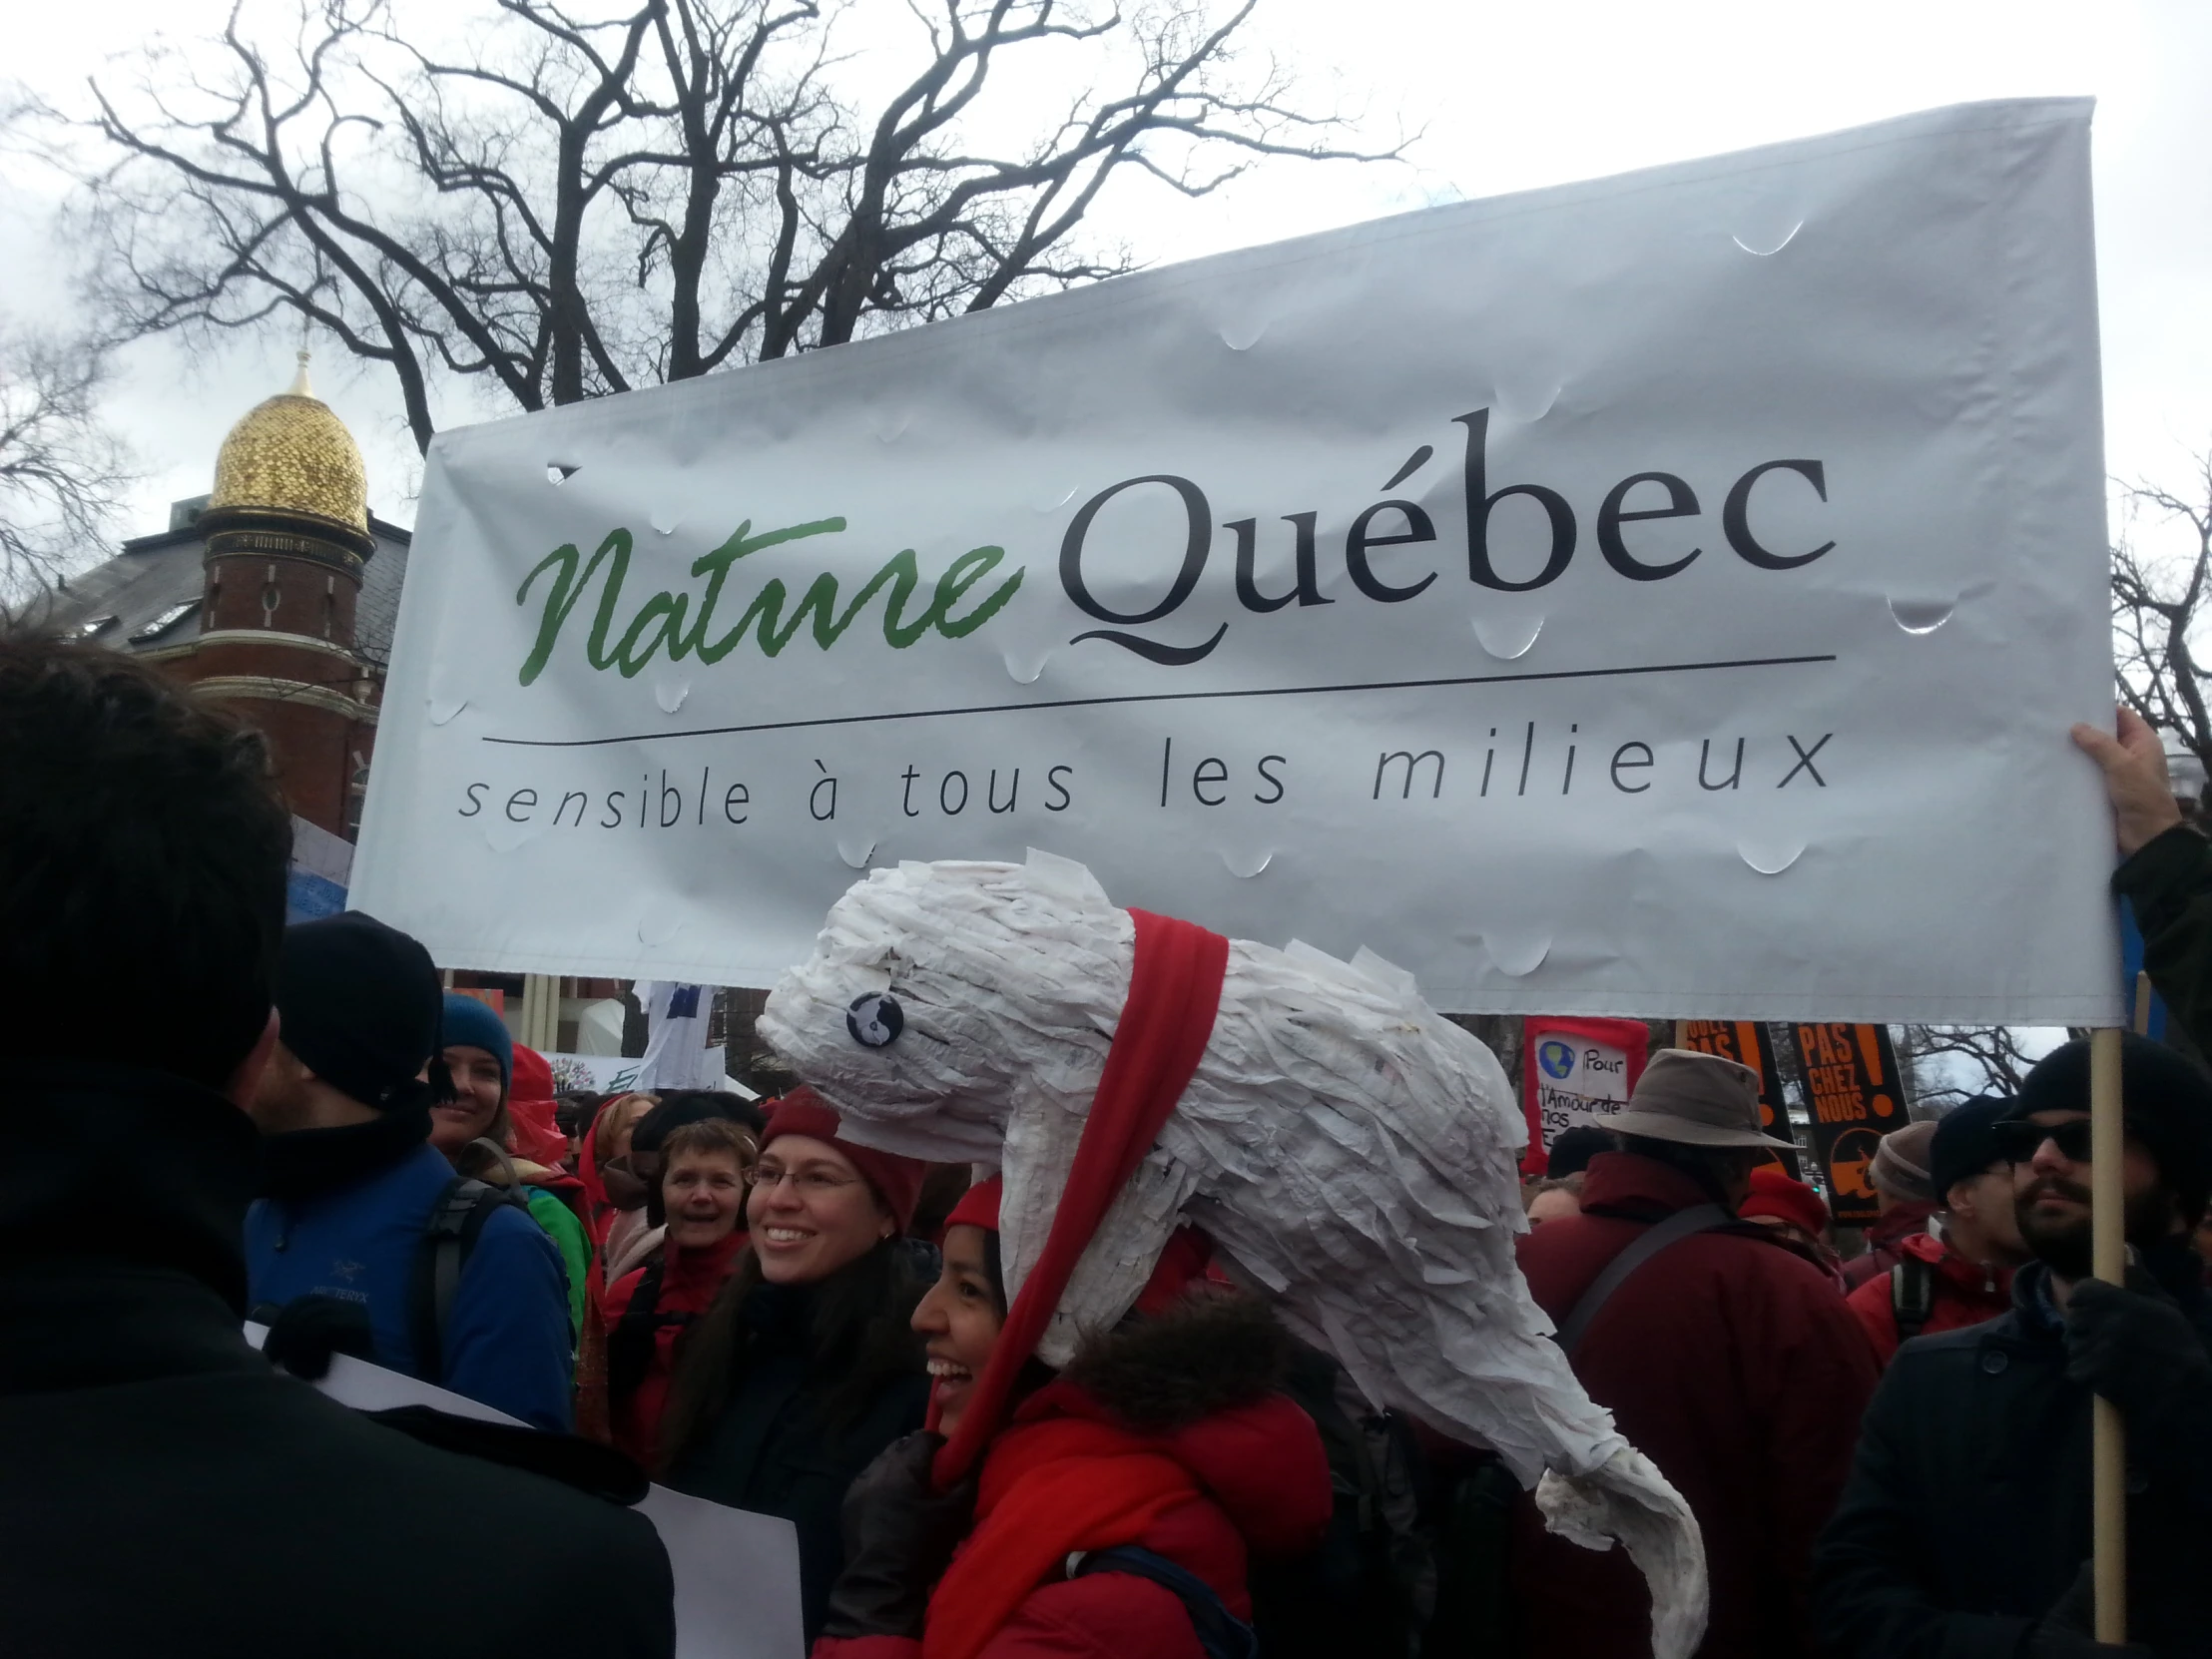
[[846, 992, 904, 1049]]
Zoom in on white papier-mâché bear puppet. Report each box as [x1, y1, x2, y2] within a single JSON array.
[[759, 849, 1708, 1659]]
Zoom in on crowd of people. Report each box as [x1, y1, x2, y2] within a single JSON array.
[[9, 634, 2212, 1659]]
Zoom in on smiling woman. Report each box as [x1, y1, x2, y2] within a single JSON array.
[[600, 1117, 757, 1467], [815, 1173, 1327, 1659], [658, 1089, 931, 1645]]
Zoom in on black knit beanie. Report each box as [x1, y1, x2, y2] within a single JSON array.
[[1929, 1095, 2016, 1204], [2013, 1035, 2212, 1226], [276, 911, 445, 1112]]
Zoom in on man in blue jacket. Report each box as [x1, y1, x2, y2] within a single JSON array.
[[245, 911, 575, 1430]]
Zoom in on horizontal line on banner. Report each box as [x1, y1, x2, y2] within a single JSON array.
[[479, 652, 1840, 750]]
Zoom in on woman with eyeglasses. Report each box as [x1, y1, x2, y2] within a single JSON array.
[[658, 1088, 930, 1643]]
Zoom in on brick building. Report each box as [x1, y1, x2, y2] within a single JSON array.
[[42, 352, 409, 841], [41, 357, 761, 1080]]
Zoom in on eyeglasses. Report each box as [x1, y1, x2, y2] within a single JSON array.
[[745, 1164, 858, 1196], [1991, 1117, 2096, 1165]]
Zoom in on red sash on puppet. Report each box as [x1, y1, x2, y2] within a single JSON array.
[[930, 907, 1230, 1488]]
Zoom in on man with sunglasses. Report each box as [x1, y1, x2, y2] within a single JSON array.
[[1814, 1034, 2212, 1658]]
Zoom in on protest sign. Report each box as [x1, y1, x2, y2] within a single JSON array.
[[244, 1324, 803, 1659], [352, 98, 2118, 1025], [544, 1051, 759, 1100], [285, 814, 352, 922], [1522, 1016, 1649, 1173], [1788, 1022, 1909, 1225], [637, 981, 724, 1089], [1679, 1020, 1801, 1178], [2121, 904, 2169, 1041], [543, 1051, 645, 1094]]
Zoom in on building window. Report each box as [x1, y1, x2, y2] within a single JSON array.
[[345, 749, 370, 839], [129, 602, 197, 644]]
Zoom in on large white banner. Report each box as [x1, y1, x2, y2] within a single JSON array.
[[353, 98, 2120, 1024]]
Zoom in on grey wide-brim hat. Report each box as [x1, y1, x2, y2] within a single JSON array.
[[1573, 1047, 1796, 1150]]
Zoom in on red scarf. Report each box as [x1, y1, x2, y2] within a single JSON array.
[[932, 908, 1230, 1488], [577, 1118, 612, 1235], [921, 1415, 1199, 1659]]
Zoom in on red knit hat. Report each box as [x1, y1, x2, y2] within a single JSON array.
[[762, 1086, 927, 1233], [939, 1172, 1212, 1315], [1741, 1165, 1831, 1236], [943, 1173, 1003, 1236]]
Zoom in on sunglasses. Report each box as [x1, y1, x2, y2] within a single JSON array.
[[1990, 1117, 2095, 1164]]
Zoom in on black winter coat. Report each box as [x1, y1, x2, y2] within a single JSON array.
[[0, 1068, 675, 1659], [663, 1253, 929, 1644], [1812, 1251, 2212, 1659], [2118, 824, 2212, 1054]]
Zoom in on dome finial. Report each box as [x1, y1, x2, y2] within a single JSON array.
[[287, 349, 313, 399], [207, 356, 368, 537]]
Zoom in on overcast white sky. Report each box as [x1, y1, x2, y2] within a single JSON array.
[[4, 0, 2209, 550]]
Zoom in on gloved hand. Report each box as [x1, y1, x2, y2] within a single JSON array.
[[2062, 1278, 2212, 1439], [2028, 1560, 2154, 1658], [819, 1431, 978, 1640], [254, 1295, 376, 1382]]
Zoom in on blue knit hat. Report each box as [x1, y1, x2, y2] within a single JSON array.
[[440, 991, 514, 1100]]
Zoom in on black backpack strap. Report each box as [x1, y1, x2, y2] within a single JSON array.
[[1891, 1257, 1936, 1346], [409, 1177, 525, 1385], [1553, 1204, 1733, 1357], [1074, 1546, 1259, 1659], [606, 1256, 688, 1407]]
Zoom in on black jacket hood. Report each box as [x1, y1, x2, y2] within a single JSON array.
[[1062, 1288, 1295, 1434]]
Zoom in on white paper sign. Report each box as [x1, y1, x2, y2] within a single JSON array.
[[245, 1325, 803, 1659], [1529, 1033, 1634, 1152], [636, 981, 725, 1090], [542, 1052, 761, 1100], [352, 99, 2119, 1024]]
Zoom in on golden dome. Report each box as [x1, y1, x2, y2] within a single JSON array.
[[208, 353, 368, 534]]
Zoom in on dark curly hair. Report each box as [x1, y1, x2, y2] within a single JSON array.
[[0, 629, 290, 1087]]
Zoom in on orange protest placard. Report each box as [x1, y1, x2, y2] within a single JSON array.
[[1788, 1022, 1907, 1225]]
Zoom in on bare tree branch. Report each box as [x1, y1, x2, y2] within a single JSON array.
[[1895, 1025, 2041, 1109], [2112, 453, 2212, 808], [0, 325, 136, 605], [62, 0, 1400, 450]]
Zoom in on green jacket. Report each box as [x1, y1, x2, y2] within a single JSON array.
[[2113, 824, 2212, 1052], [521, 1186, 590, 1345]]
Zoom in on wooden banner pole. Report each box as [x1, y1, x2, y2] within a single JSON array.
[[1672, 1020, 1689, 1049], [2089, 1023, 2127, 1643]]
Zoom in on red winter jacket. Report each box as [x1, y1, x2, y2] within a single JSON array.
[[1511, 1152, 1881, 1659], [1844, 1228, 2013, 1367], [816, 1311, 1330, 1659], [600, 1230, 748, 1467]]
